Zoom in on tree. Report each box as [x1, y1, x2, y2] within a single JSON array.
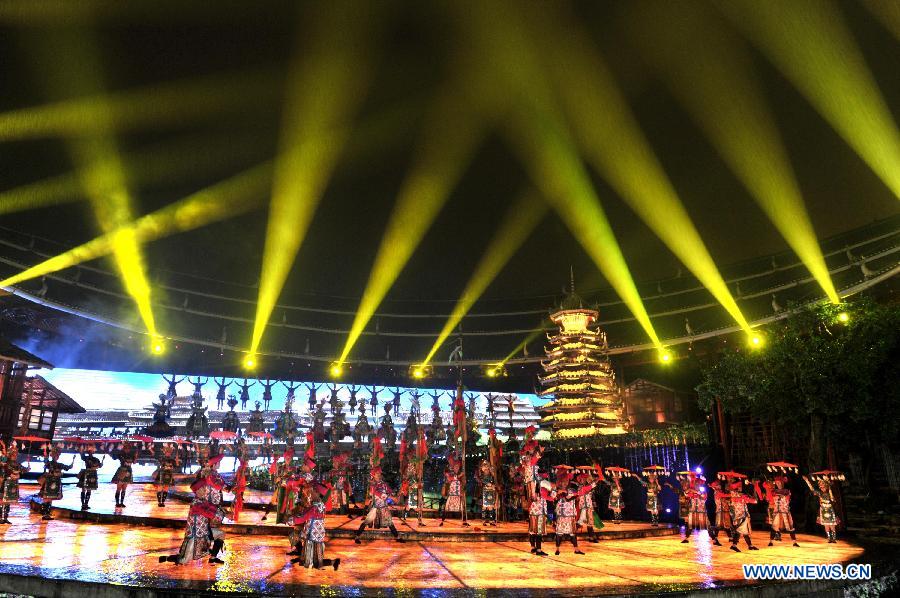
[[697, 298, 900, 526]]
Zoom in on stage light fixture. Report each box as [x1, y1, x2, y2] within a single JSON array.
[[749, 334, 764, 349], [659, 350, 673, 364], [329, 362, 343, 378], [150, 338, 165, 355], [837, 311, 850, 323], [243, 354, 258, 370], [409, 364, 432, 380], [628, 3, 840, 305], [483, 363, 507, 378]]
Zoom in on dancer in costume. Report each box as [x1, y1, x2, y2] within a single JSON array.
[[330, 452, 353, 517], [528, 474, 553, 556], [160, 454, 230, 565], [803, 471, 843, 543], [0, 442, 21, 524], [553, 466, 589, 555], [728, 480, 758, 552], [76, 447, 102, 511], [708, 480, 732, 547], [603, 466, 631, 524], [353, 465, 405, 543], [762, 475, 799, 547], [476, 459, 499, 526], [679, 472, 708, 544], [111, 440, 137, 508], [38, 445, 71, 520], [262, 447, 296, 523], [153, 443, 178, 507], [290, 481, 341, 570], [575, 466, 602, 542], [400, 441, 426, 526], [439, 450, 467, 526], [520, 426, 542, 503], [640, 465, 667, 527]]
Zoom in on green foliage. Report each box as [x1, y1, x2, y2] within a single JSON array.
[[697, 298, 900, 450], [549, 422, 708, 451], [248, 465, 273, 491]]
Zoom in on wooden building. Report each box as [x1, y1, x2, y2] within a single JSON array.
[[17, 375, 85, 441], [0, 336, 54, 441], [622, 378, 697, 430]]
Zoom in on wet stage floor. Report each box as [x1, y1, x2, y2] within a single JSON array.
[[0, 485, 868, 596]]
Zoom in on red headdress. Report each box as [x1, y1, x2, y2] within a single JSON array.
[[208, 453, 225, 467]]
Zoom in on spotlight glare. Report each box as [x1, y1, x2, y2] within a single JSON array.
[[837, 311, 849, 323], [243, 354, 257, 370], [329, 362, 343, 378], [150, 338, 165, 355], [749, 334, 764, 348], [409, 364, 432, 380], [659, 350, 672, 364]]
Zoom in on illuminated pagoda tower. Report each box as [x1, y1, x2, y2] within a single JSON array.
[[538, 278, 629, 438]]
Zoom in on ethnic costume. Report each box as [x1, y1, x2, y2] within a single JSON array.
[[476, 460, 498, 526], [330, 452, 353, 517], [674, 472, 707, 544], [160, 455, 229, 565], [728, 486, 758, 552], [640, 466, 667, 527], [111, 443, 137, 508], [528, 478, 553, 556], [38, 461, 69, 520], [262, 448, 296, 523], [76, 452, 102, 511], [354, 467, 404, 543], [553, 471, 592, 556], [804, 472, 843, 543], [290, 483, 340, 570], [709, 481, 733, 546], [0, 442, 21, 524], [439, 452, 466, 526], [575, 468, 601, 542], [153, 444, 178, 508], [756, 475, 799, 547]]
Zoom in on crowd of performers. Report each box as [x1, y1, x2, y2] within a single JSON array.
[[0, 427, 848, 571]]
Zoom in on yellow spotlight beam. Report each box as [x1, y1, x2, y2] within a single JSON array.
[[718, 0, 900, 200], [501, 323, 550, 365], [0, 68, 277, 142], [533, 4, 752, 332], [0, 130, 267, 216], [627, 3, 839, 304], [862, 0, 900, 42], [421, 192, 548, 366], [0, 163, 271, 287], [249, 1, 377, 356], [25, 28, 161, 338], [462, 1, 661, 349], [337, 89, 487, 364]]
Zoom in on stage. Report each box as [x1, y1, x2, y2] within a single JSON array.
[[0, 484, 883, 597]]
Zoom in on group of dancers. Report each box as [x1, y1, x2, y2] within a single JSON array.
[[3, 429, 846, 572]]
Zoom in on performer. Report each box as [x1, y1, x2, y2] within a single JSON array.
[[290, 481, 341, 570], [763, 475, 799, 547], [38, 445, 70, 520], [353, 466, 405, 543], [160, 454, 230, 565], [439, 451, 467, 526], [76, 447, 103, 511], [476, 459, 499, 526], [153, 444, 178, 508], [803, 472, 842, 543], [640, 465, 667, 527], [602, 467, 631, 524], [399, 441, 426, 526], [111, 440, 137, 508], [708, 480, 732, 547], [213, 377, 231, 411], [553, 466, 589, 555], [575, 466, 602, 542], [528, 475, 553, 556], [728, 481, 758, 552], [0, 442, 21, 524], [262, 447, 296, 523], [520, 426, 542, 503], [508, 465, 526, 522], [680, 474, 709, 544], [330, 452, 353, 517]]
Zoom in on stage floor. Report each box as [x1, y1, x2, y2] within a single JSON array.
[[0, 486, 870, 596]]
